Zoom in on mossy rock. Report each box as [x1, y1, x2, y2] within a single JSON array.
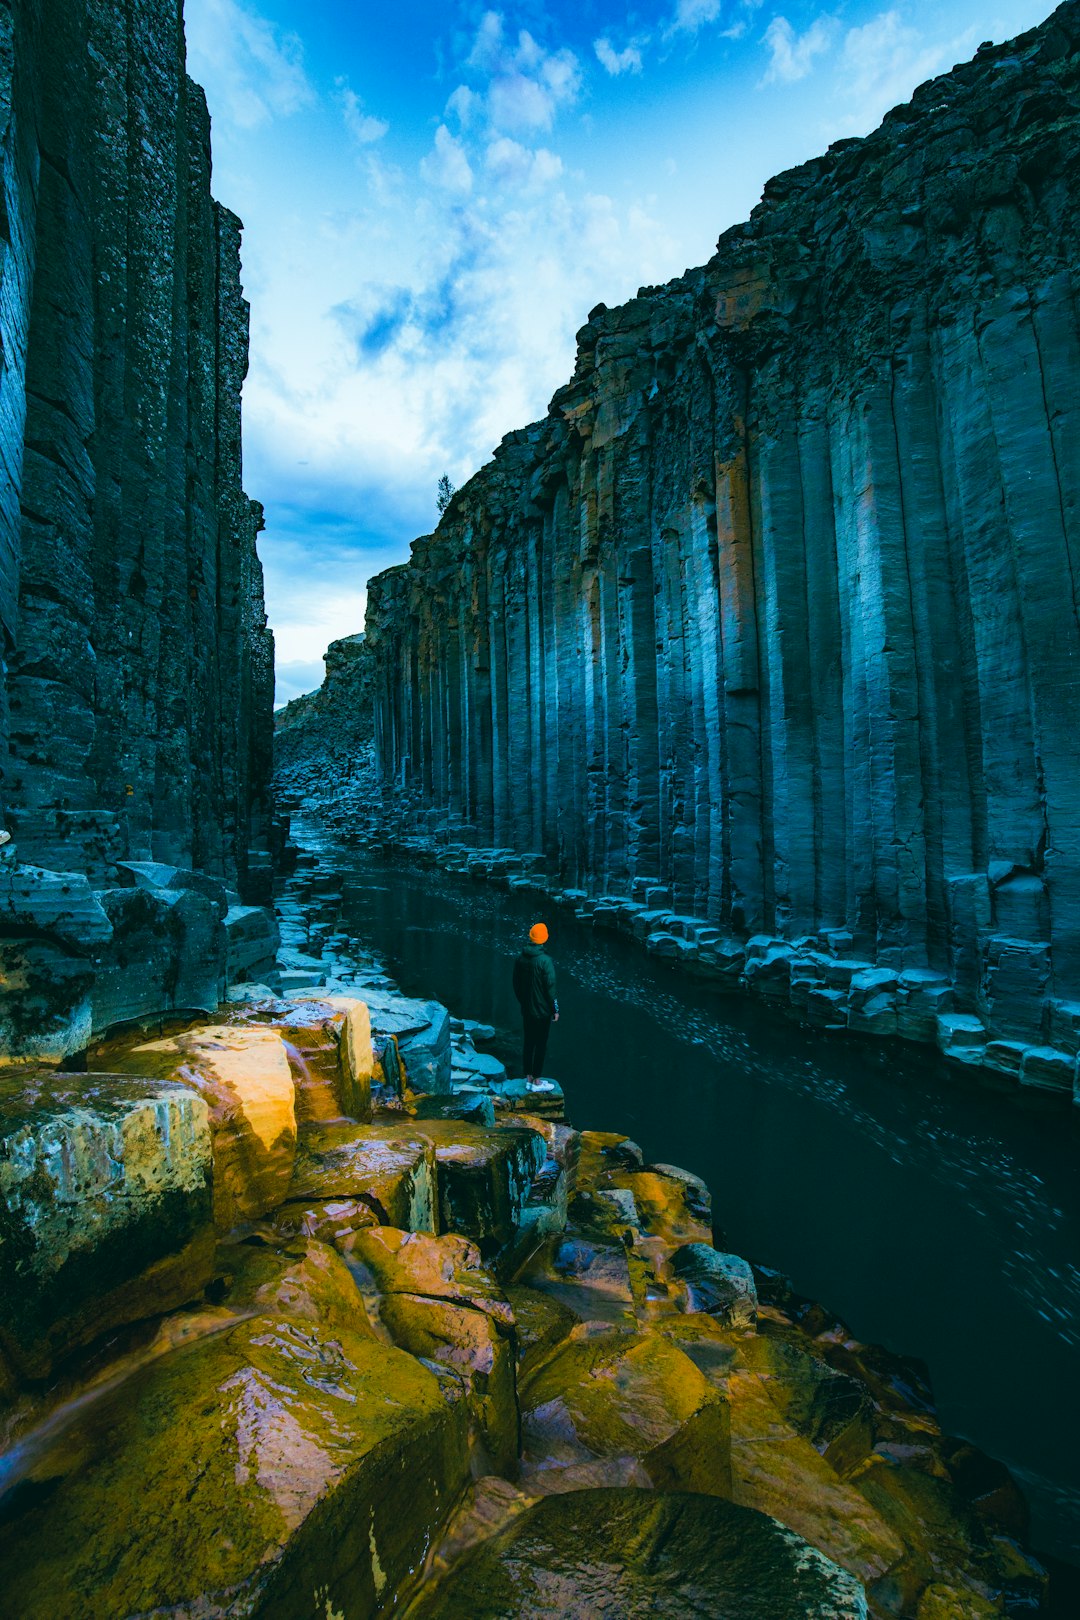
[[505, 1283, 578, 1379], [282, 1120, 438, 1232], [519, 1328, 731, 1496], [0, 1070, 214, 1378], [410, 1119, 547, 1265], [405, 1487, 868, 1618], [350, 1227, 520, 1471], [723, 1356, 905, 1587], [0, 1242, 470, 1619]]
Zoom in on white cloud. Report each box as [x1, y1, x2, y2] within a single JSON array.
[[485, 137, 563, 187], [833, 9, 965, 131], [671, 0, 724, 33], [338, 82, 388, 146], [595, 37, 645, 76], [446, 84, 480, 127], [420, 124, 474, 194], [468, 10, 506, 72], [761, 15, 836, 84], [185, 0, 312, 128], [453, 14, 582, 137]]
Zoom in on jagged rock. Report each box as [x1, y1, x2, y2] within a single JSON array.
[[351, 1226, 519, 1472], [668, 1244, 758, 1326], [280, 1121, 438, 1233], [405, 1487, 868, 1618], [411, 1118, 549, 1268], [274, 633, 374, 798], [0, 1070, 213, 1377], [360, 6, 1080, 1065], [105, 1025, 297, 1227], [0, 1242, 470, 1620]]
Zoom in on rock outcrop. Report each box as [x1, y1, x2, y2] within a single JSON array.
[[0, 1, 275, 1059], [0, 970, 1051, 1617], [275, 633, 374, 797], [364, 6, 1080, 1067]]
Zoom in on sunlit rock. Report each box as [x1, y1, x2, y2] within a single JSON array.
[[0, 1071, 213, 1378], [281, 1121, 438, 1234], [0, 1242, 470, 1620], [111, 1025, 296, 1227]]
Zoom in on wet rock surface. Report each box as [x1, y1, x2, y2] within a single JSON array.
[[0, 921, 1060, 1616], [0, 1070, 213, 1378], [0, 1242, 470, 1620], [403, 1487, 869, 1618]]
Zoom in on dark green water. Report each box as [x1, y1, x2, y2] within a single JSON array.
[[326, 843, 1080, 1565]]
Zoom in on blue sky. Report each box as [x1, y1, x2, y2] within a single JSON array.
[[183, 0, 1054, 704]]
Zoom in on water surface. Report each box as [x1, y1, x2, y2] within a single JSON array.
[[322, 841, 1080, 1563]]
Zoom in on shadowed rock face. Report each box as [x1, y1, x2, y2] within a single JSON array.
[[0, 0, 273, 887], [0, 1, 274, 1056], [365, 5, 1080, 1049], [275, 633, 374, 795]]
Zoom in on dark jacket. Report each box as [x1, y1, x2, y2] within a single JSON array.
[[513, 943, 558, 1020]]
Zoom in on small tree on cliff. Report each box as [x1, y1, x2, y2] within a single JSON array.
[[436, 473, 456, 516]]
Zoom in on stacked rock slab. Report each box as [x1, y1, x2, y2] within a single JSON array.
[[365, 5, 1080, 1058], [0, 1, 275, 1058]]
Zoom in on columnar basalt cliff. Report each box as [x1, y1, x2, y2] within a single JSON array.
[[275, 632, 374, 795], [367, 5, 1080, 1075], [0, 1, 276, 1059]]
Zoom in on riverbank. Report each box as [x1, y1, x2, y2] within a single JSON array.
[[274, 749, 1080, 1110], [0, 834, 1069, 1614]]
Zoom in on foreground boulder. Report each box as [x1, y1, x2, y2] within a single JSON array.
[[105, 1025, 297, 1227], [0, 1071, 213, 1378], [0, 1242, 470, 1620], [277, 1121, 438, 1235], [352, 1226, 520, 1473], [404, 1487, 868, 1618]]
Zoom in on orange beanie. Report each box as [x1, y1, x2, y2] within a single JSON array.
[[529, 922, 549, 944]]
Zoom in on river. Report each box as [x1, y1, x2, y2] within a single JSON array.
[[317, 837, 1080, 1568]]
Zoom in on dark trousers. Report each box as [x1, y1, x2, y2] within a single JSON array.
[[522, 1014, 551, 1077]]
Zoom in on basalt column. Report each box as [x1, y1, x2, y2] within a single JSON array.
[[0, 0, 275, 1058], [367, 5, 1080, 1051], [0, 0, 273, 893]]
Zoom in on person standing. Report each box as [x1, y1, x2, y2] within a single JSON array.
[[513, 922, 559, 1081]]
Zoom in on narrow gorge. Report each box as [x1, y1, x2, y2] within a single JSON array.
[[363, 2, 1080, 1088], [0, 1, 1078, 1617]]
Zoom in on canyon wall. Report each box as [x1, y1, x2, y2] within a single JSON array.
[[367, 4, 1080, 1058], [275, 633, 374, 797], [0, 0, 276, 1057]]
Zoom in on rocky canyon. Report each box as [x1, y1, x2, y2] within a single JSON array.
[[362, 1, 1080, 1086], [1, 1, 1078, 1616]]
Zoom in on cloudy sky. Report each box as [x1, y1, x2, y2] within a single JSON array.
[[184, 0, 1052, 704]]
